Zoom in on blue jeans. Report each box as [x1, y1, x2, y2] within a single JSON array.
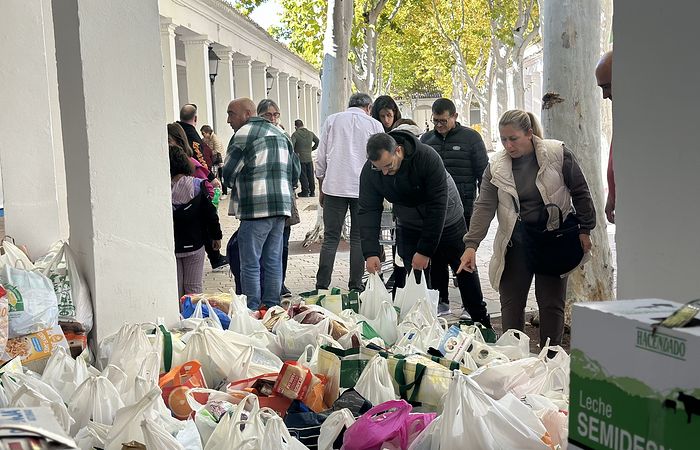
[[238, 216, 286, 309]]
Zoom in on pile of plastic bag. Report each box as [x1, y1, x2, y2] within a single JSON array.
[[0, 238, 93, 374], [0, 266, 570, 449]]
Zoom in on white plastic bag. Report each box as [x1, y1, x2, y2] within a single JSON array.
[[492, 329, 531, 360], [190, 297, 224, 330], [431, 371, 552, 449], [3, 371, 73, 432], [467, 339, 511, 367], [0, 239, 34, 270], [393, 270, 438, 321], [68, 376, 125, 434], [470, 356, 548, 400], [35, 241, 93, 331], [359, 273, 392, 320], [204, 393, 261, 450], [354, 355, 397, 406], [74, 422, 111, 450], [367, 300, 399, 346], [227, 344, 283, 383], [104, 387, 162, 450], [186, 387, 247, 446], [318, 409, 355, 450], [0, 265, 59, 337], [142, 418, 186, 450], [184, 327, 278, 388], [273, 315, 332, 359], [228, 290, 267, 334], [177, 419, 204, 450], [41, 346, 88, 402], [262, 411, 309, 450]]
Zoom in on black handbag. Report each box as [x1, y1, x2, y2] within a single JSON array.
[[516, 203, 584, 276]]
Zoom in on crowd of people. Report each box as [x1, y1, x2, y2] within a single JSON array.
[[164, 49, 614, 347]]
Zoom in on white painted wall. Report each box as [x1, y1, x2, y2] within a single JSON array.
[[0, 0, 68, 259], [52, 0, 178, 341], [615, 2, 700, 301]]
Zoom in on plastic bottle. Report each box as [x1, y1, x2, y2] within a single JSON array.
[[212, 187, 222, 208]]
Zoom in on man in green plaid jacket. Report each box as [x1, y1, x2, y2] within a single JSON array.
[[223, 98, 300, 309]]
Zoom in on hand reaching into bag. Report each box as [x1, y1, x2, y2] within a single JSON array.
[[457, 248, 477, 273]]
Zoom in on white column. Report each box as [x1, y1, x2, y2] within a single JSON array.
[[288, 76, 300, 125], [159, 18, 179, 122], [278, 72, 292, 132], [182, 36, 213, 126], [298, 81, 308, 127], [232, 54, 253, 99], [213, 48, 235, 146], [305, 83, 314, 133], [52, 0, 178, 341], [0, 0, 67, 259], [311, 86, 320, 133], [251, 61, 268, 104]]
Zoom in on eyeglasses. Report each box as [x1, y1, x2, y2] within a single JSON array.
[[262, 112, 281, 119], [431, 118, 449, 126]]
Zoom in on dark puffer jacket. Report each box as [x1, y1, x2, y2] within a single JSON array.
[[358, 130, 463, 259], [420, 123, 488, 215]]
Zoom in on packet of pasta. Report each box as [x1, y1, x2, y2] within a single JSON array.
[[0, 325, 68, 374]]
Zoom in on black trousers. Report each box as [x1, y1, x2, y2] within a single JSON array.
[[299, 161, 315, 195], [396, 220, 488, 324]]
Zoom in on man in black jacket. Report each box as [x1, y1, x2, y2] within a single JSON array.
[[358, 131, 490, 328], [420, 98, 487, 317]]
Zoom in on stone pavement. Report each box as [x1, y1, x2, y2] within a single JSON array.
[[204, 192, 620, 321]]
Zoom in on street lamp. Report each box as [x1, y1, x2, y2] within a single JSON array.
[[266, 70, 274, 95], [208, 46, 219, 84], [208, 46, 220, 127]]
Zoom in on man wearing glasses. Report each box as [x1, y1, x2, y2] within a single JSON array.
[[315, 93, 384, 292], [358, 130, 491, 329], [420, 98, 488, 319]]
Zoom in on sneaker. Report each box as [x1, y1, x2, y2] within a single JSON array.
[[211, 255, 229, 272], [280, 286, 292, 298], [309, 192, 316, 197], [298, 192, 310, 198], [459, 310, 472, 321], [437, 303, 451, 317]]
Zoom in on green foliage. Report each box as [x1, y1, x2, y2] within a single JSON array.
[[225, 0, 268, 16], [271, 0, 326, 68]]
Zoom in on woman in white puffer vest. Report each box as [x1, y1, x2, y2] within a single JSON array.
[[457, 110, 596, 346]]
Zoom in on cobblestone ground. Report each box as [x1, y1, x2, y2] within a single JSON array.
[[203, 190, 616, 320]]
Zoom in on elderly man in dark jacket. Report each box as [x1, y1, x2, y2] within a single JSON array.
[[420, 98, 487, 317], [358, 130, 491, 328]]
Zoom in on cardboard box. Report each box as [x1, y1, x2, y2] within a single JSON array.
[[0, 325, 69, 374], [0, 407, 77, 449], [569, 299, 700, 450]]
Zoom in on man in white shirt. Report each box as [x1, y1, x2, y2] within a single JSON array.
[[315, 93, 384, 291]]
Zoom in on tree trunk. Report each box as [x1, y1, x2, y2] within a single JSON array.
[[307, 0, 353, 246], [452, 65, 466, 119], [494, 39, 509, 116], [511, 53, 526, 109], [541, 0, 613, 323], [600, 0, 614, 153], [320, 0, 353, 123]]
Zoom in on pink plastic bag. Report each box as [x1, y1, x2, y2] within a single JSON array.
[[343, 400, 437, 450]]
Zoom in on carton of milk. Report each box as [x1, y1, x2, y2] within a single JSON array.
[[569, 299, 700, 450]]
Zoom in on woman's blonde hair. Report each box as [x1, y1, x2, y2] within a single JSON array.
[[499, 109, 543, 139]]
